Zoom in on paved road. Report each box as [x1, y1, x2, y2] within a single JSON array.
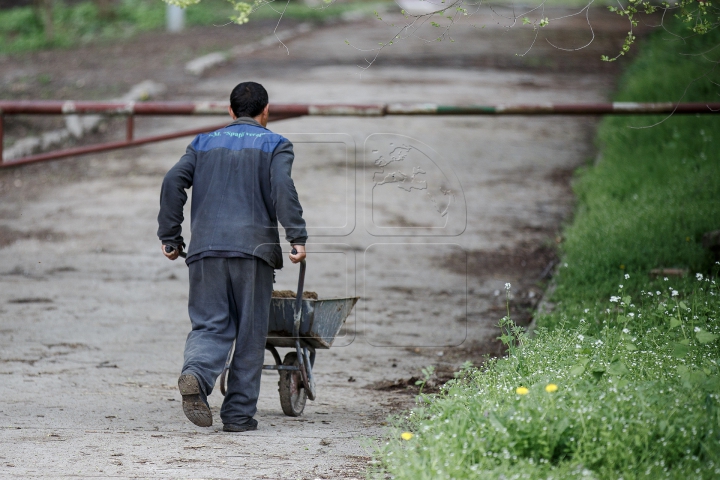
[[0, 7, 628, 478]]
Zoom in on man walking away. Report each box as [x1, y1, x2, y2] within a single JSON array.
[[157, 82, 307, 432]]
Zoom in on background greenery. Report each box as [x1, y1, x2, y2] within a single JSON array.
[[0, 0, 389, 54], [374, 19, 720, 480], [548, 22, 720, 327]]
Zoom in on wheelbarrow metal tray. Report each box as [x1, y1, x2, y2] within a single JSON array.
[[267, 297, 359, 349]]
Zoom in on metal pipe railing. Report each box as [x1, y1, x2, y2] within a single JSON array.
[[2, 100, 719, 116], [1, 101, 718, 168]]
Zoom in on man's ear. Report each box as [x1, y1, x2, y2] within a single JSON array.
[[228, 105, 237, 120], [259, 104, 270, 126]]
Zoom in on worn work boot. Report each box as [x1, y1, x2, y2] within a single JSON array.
[[222, 418, 258, 433], [178, 373, 212, 427]]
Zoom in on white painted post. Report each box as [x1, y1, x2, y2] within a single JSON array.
[[166, 4, 185, 33]]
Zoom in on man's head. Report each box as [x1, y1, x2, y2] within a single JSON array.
[[229, 82, 269, 126]]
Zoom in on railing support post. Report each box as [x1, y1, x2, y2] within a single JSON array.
[[126, 115, 134, 142]]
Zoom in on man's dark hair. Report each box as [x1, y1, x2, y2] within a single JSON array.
[[230, 82, 269, 118]]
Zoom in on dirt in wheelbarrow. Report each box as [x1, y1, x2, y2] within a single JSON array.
[[272, 289, 319, 299]]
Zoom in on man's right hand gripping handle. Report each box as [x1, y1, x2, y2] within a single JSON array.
[[162, 244, 187, 261]]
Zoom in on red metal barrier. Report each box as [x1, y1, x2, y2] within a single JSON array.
[[1, 101, 718, 168]]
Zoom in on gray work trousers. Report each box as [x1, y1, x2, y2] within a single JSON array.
[[182, 257, 274, 425]]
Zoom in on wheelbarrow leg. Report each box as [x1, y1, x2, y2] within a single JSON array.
[[302, 345, 316, 400], [295, 340, 316, 401], [219, 340, 235, 397]]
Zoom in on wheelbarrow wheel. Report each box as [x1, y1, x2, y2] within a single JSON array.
[[278, 352, 307, 417]]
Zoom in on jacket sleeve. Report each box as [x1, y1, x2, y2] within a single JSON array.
[[157, 145, 197, 248], [270, 140, 308, 245]]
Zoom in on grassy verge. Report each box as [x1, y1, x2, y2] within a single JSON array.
[[0, 0, 391, 55], [373, 21, 720, 480]]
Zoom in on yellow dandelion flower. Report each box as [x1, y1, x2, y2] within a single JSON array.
[[545, 383, 558, 393], [620, 264, 625, 270], [515, 386, 529, 395], [401, 432, 414, 441]]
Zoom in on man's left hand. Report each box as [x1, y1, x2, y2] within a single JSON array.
[[289, 245, 306, 264]]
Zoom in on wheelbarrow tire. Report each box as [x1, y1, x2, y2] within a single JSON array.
[[278, 352, 307, 417]]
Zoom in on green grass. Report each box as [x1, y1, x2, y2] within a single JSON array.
[[549, 25, 720, 315], [0, 0, 391, 55], [375, 284, 720, 479], [373, 20, 720, 480]]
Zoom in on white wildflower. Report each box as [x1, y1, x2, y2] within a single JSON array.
[[625, 274, 630, 279], [696, 273, 703, 281], [671, 290, 679, 297], [578, 334, 585, 341], [656, 291, 661, 296], [505, 283, 511, 291], [664, 277, 669, 281], [628, 313, 635, 318], [622, 328, 630, 334], [610, 296, 620, 303], [694, 327, 701, 333], [619, 285, 624, 289], [584, 309, 590, 313]]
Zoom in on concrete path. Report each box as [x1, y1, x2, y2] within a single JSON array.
[[0, 8, 630, 478]]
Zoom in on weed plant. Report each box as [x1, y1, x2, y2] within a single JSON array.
[[375, 277, 720, 479]]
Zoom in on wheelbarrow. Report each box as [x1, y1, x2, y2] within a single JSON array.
[[219, 250, 358, 417]]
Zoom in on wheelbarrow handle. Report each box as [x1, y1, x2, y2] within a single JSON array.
[[291, 248, 306, 337]]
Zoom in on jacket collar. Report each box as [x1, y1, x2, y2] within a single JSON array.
[[227, 117, 267, 129]]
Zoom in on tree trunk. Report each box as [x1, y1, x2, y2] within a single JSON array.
[[34, 0, 54, 43], [97, 0, 116, 21]]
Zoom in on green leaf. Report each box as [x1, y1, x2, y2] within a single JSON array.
[[522, 17, 531, 25], [679, 301, 688, 310], [673, 343, 690, 358], [488, 412, 506, 432], [670, 318, 682, 329], [622, 296, 631, 305], [702, 375, 720, 392], [696, 330, 718, 344], [624, 342, 638, 352], [553, 416, 571, 437], [570, 365, 586, 376], [679, 338, 691, 345], [608, 360, 629, 376], [498, 334, 513, 346]]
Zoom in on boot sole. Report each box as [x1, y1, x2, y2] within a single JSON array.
[[178, 374, 213, 427]]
